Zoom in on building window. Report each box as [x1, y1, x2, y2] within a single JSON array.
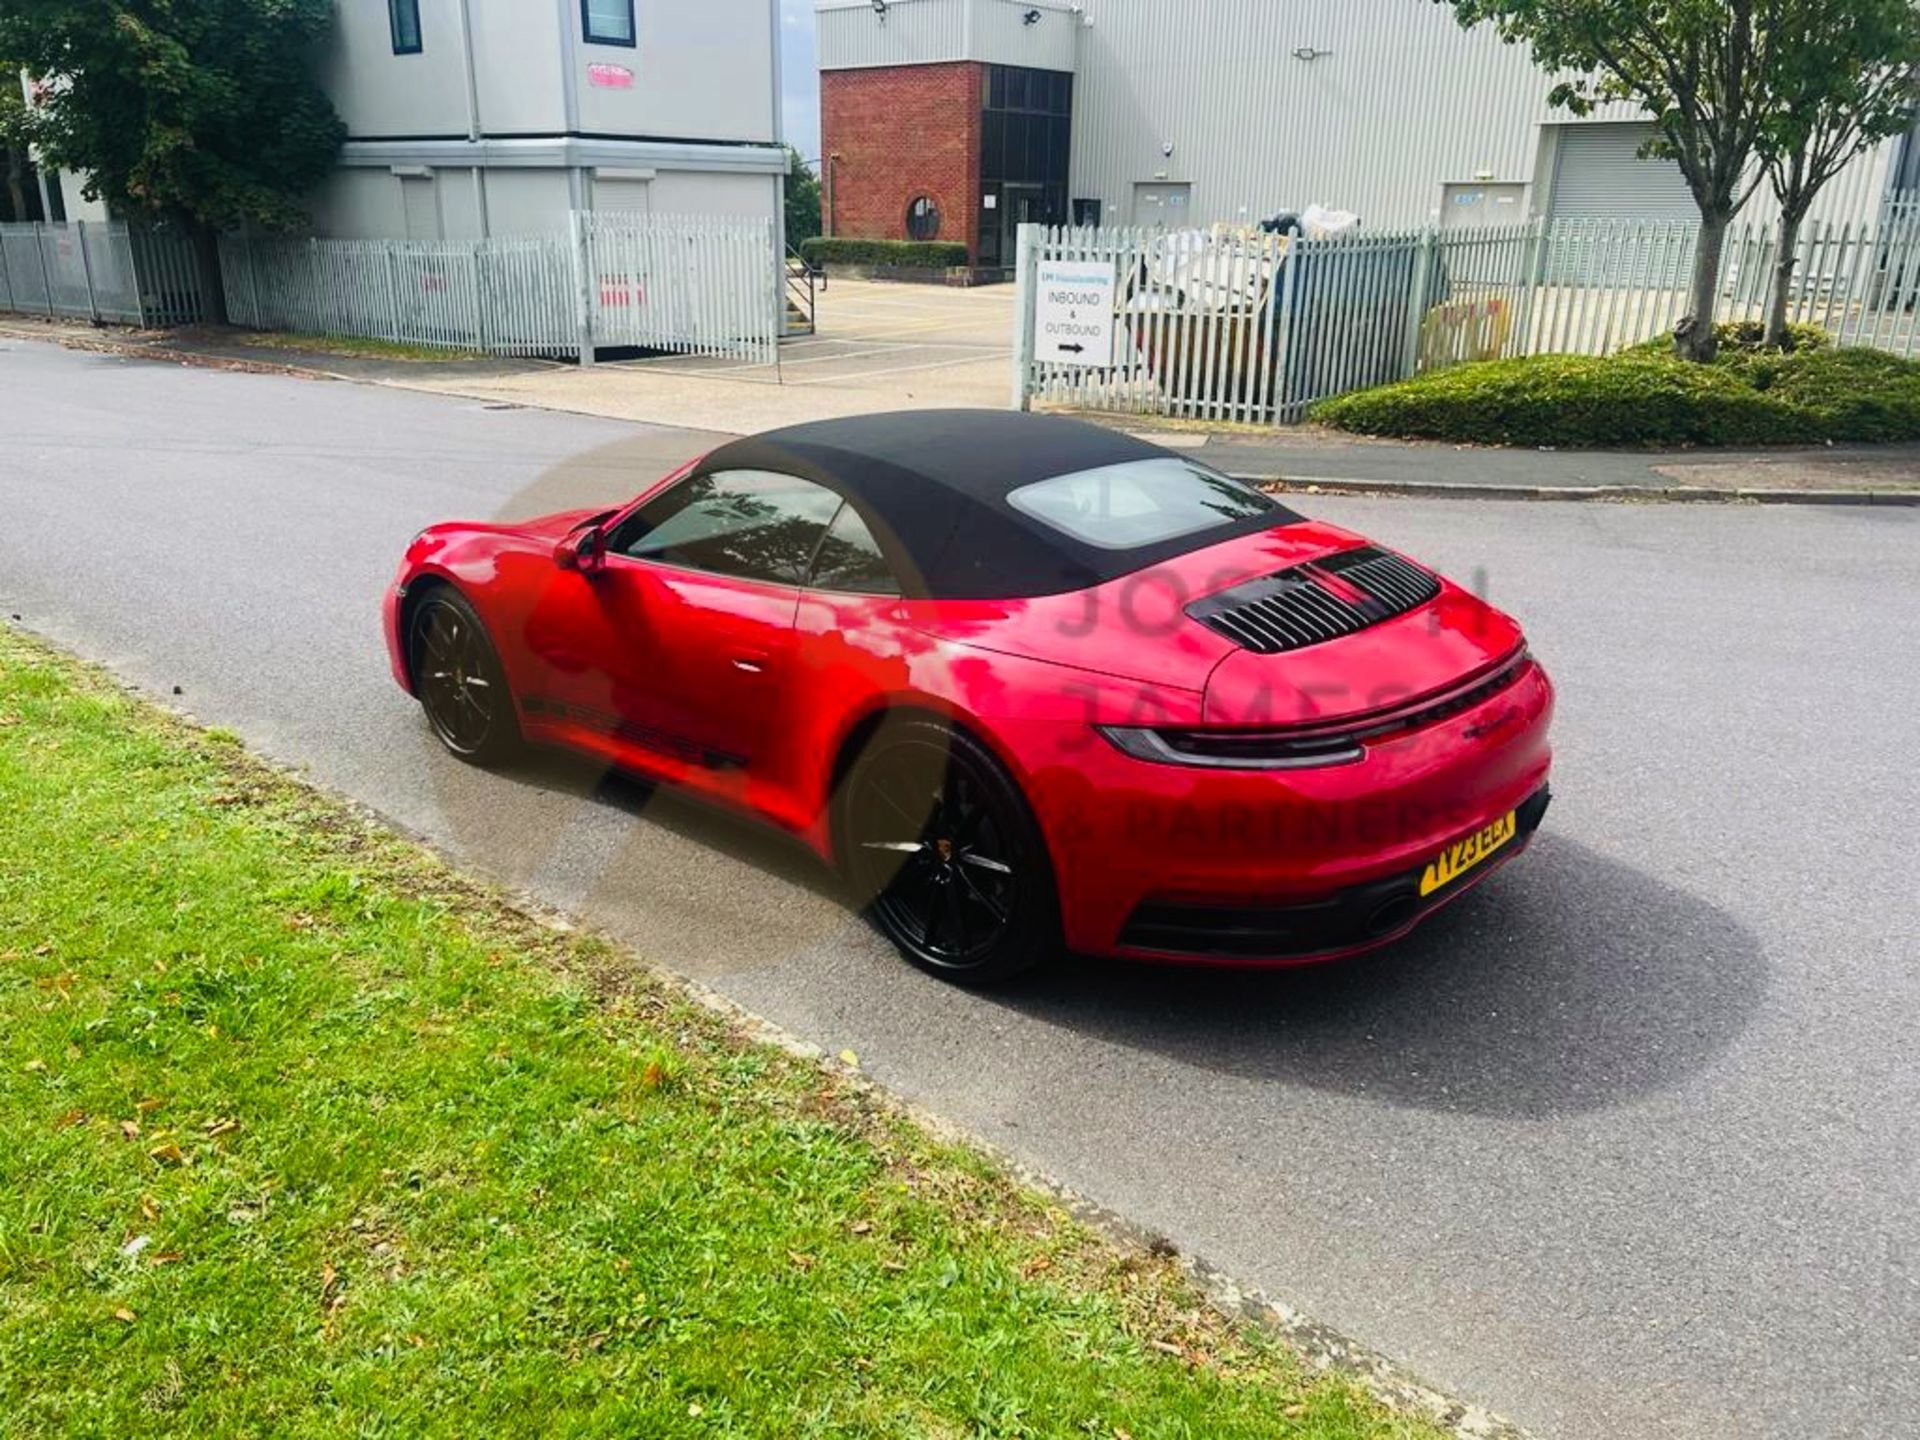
[[905, 196, 941, 241], [389, 0, 422, 54], [582, 0, 637, 46]]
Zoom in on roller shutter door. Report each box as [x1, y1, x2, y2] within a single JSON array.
[[1547, 123, 1697, 221]]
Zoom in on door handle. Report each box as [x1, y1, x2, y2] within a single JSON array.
[[731, 656, 766, 675]]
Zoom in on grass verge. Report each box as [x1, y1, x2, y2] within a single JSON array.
[[230, 331, 488, 363], [1312, 323, 1920, 448], [0, 628, 1447, 1440]]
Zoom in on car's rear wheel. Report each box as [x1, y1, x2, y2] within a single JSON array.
[[841, 718, 1059, 985], [407, 587, 521, 765]]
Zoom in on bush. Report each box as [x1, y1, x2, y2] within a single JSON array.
[[1756, 347, 1920, 442], [1620, 320, 1829, 359], [800, 237, 970, 270], [1310, 344, 1920, 448], [1312, 354, 1813, 447]]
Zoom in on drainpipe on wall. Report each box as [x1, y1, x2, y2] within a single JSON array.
[[769, 0, 788, 339], [555, 0, 586, 218], [455, 0, 489, 235]]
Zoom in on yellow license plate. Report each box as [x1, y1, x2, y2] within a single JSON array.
[[1418, 811, 1519, 897]]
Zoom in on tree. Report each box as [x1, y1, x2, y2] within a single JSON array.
[[1755, 0, 1920, 348], [1, 65, 31, 222], [0, 0, 345, 321], [784, 145, 823, 248], [1438, 0, 1781, 361]]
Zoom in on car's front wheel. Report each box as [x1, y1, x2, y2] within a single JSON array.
[[406, 586, 521, 766], [841, 718, 1060, 985]]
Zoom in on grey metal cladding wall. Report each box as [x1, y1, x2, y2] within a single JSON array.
[[817, 0, 968, 68], [818, 0, 1077, 71], [970, 0, 1080, 70], [821, 0, 1900, 228], [1069, 0, 1563, 227], [1066, 0, 1894, 229]]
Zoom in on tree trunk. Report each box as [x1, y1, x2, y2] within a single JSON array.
[[2, 149, 28, 225], [1764, 208, 1806, 351], [188, 219, 228, 327], [1677, 209, 1731, 362]]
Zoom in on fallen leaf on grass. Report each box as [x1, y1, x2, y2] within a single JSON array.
[[147, 1141, 186, 1166], [150, 1252, 183, 1266], [1283, 1404, 1307, 1418], [23, 1059, 47, 1074], [120, 1120, 141, 1140], [849, 1220, 873, 1236], [54, 1108, 87, 1131], [139, 1195, 161, 1221], [838, 1049, 859, 1068], [641, 1060, 665, 1090], [112, 1308, 137, 1324], [204, 1117, 240, 1139], [135, 1097, 165, 1114], [1148, 1339, 1184, 1356], [788, 1251, 815, 1271], [121, 1235, 151, 1259]]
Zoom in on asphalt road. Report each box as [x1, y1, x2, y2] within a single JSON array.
[[4, 338, 1916, 1440]]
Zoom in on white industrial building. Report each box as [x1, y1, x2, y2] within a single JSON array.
[[314, 0, 788, 239], [818, 0, 1910, 257], [23, 3, 789, 242]]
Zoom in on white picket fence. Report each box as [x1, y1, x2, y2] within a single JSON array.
[[220, 211, 781, 364], [1014, 206, 1920, 423], [0, 220, 204, 327]]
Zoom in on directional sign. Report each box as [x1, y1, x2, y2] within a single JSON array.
[[1033, 261, 1117, 368]]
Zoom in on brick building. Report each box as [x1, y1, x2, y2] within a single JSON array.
[[817, 0, 1076, 270]]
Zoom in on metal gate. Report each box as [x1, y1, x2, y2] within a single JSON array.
[[0, 221, 203, 326]]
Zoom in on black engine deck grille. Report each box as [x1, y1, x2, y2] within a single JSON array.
[[1187, 546, 1442, 655]]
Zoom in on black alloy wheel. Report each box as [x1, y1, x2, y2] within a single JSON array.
[[408, 588, 521, 765], [842, 719, 1059, 985]]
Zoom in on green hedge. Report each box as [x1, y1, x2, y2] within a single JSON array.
[[800, 237, 970, 270], [1311, 343, 1920, 447], [1619, 320, 1829, 358]]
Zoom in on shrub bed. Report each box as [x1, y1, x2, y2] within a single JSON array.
[[1312, 331, 1920, 447], [800, 237, 970, 270]]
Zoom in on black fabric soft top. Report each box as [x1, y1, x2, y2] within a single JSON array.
[[698, 410, 1298, 600]]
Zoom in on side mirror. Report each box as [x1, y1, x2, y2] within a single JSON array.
[[554, 526, 606, 574]]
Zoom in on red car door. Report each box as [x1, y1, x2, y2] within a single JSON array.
[[546, 467, 843, 782]]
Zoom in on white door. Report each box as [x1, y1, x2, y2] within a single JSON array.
[[1131, 182, 1193, 227], [399, 174, 442, 241], [1441, 182, 1527, 230]]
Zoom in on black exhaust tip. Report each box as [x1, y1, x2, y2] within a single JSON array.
[[1365, 895, 1420, 938]]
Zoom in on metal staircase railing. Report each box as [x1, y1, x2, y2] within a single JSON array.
[[784, 245, 822, 336]]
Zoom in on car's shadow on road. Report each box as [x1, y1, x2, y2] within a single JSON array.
[[437, 740, 1765, 1120], [990, 835, 1768, 1120]]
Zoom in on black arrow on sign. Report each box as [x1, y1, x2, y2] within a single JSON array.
[[1058, 343, 1085, 354]]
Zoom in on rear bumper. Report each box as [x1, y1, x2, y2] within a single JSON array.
[[1116, 786, 1550, 962], [1010, 658, 1555, 961]]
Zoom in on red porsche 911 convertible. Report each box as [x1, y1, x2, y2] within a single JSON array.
[[385, 410, 1552, 984]]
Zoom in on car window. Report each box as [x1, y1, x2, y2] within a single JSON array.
[[1005, 458, 1277, 551], [808, 502, 899, 596], [608, 469, 843, 585]]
